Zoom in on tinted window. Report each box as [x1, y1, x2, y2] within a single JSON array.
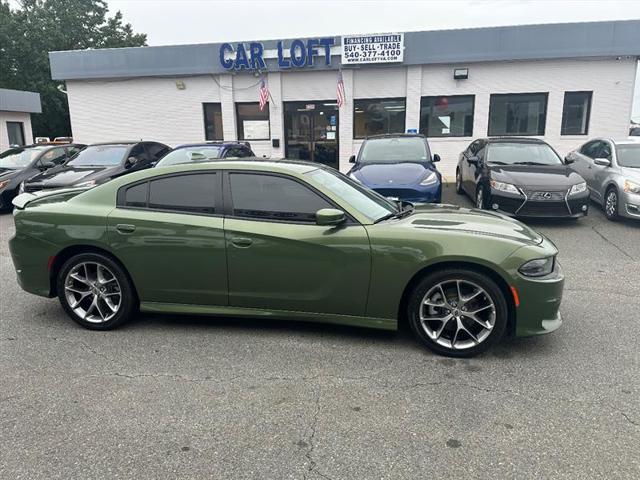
[[420, 95, 474, 137], [146, 143, 170, 161], [149, 174, 216, 214], [67, 145, 84, 157], [229, 173, 331, 222], [236, 103, 270, 140], [487, 142, 562, 166], [354, 98, 406, 138], [124, 182, 148, 208], [156, 147, 223, 167], [561, 91, 592, 135], [488, 93, 548, 136], [225, 146, 252, 158], [599, 142, 612, 161], [359, 137, 430, 164], [68, 145, 128, 166], [203, 103, 224, 140], [580, 141, 601, 159]]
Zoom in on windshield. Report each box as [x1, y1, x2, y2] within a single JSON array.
[[67, 145, 128, 167], [359, 137, 430, 164], [306, 168, 397, 221], [616, 145, 640, 168], [487, 143, 563, 166], [156, 146, 223, 167], [0, 147, 45, 169]]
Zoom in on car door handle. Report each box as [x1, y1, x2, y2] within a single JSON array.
[[230, 237, 253, 248], [116, 224, 136, 234]]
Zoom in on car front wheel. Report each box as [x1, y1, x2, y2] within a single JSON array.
[[604, 187, 619, 221], [57, 252, 137, 330], [407, 269, 508, 357]]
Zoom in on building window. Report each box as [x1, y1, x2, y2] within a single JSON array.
[[488, 93, 548, 136], [420, 95, 474, 137], [7, 122, 25, 146], [236, 102, 270, 140], [354, 98, 406, 138], [561, 91, 592, 135], [203, 103, 223, 140]]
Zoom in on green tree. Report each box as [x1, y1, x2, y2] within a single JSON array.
[[0, 0, 146, 138]]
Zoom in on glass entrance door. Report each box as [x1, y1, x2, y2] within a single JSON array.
[[284, 102, 339, 169]]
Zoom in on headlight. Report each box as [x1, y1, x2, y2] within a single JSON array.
[[18, 181, 25, 194], [348, 173, 361, 183], [569, 182, 587, 195], [490, 180, 520, 195], [624, 179, 640, 194], [74, 180, 97, 188], [519, 257, 555, 277], [0, 180, 9, 190], [419, 171, 437, 186]]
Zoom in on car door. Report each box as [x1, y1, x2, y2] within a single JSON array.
[[460, 141, 476, 195], [578, 141, 604, 201], [463, 140, 484, 196], [591, 140, 613, 201], [107, 171, 228, 306], [223, 170, 371, 316]]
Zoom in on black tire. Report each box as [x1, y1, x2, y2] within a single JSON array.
[[455, 168, 464, 194], [56, 252, 137, 330], [603, 186, 619, 221], [475, 185, 487, 210], [407, 269, 508, 358]]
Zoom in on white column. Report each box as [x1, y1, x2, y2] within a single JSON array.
[[338, 69, 354, 172], [219, 74, 237, 140], [405, 65, 422, 132], [267, 72, 283, 158]]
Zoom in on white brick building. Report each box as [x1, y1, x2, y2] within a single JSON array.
[[49, 21, 639, 178]]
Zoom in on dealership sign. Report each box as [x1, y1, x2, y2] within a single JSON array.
[[341, 34, 404, 64], [220, 38, 335, 70]]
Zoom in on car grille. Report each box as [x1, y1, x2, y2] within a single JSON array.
[[526, 190, 567, 202], [518, 201, 570, 217], [373, 188, 423, 199]]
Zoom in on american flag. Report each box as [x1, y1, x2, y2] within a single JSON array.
[[336, 70, 345, 108], [259, 76, 269, 111]]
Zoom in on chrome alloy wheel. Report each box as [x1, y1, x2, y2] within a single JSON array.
[[64, 262, 122, 323], [419, 279, 496, 350], [605, 190, 618, 217]]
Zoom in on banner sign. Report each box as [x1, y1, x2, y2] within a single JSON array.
[[341, 33, 404, 64]]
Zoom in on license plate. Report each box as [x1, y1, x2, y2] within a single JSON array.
[[386, 196, 399, 201]]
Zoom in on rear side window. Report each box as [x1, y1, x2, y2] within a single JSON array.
[[122, 173, 217, 214], [229, 173, 331, 222]]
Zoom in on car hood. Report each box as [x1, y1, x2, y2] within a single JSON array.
[[0, 169, 20, 181], [396, 203, 543, 246], [619, 167, 640, 182], [490, 164, 584, 187], [353, 162, 435, 186], [26, 165, 118, 187]]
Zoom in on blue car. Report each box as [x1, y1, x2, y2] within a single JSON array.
[[347, 134, 442, 203]]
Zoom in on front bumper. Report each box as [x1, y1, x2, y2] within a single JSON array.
[[371, 183, 442, 203], [489, 188, 589, 218], [621, 191, 640, 219]]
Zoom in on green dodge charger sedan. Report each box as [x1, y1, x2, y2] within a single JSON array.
[[9, 159, 564, 357]]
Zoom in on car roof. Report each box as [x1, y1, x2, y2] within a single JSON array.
[[155, 158, 322, 174], [173, 142, 251, 149], [596, 137, 640, 146], [484, 137, 548, 144], [364, 134, 427, 140]]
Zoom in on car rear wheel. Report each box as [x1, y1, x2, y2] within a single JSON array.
[[57, 253, 137, 330], [407, 269, 508, 357], [455, 169, 464, 194], [604, 187, 619, 221]]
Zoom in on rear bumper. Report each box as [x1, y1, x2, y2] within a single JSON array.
[[490, 189, 589, 218], [9, 232, 56, 298]]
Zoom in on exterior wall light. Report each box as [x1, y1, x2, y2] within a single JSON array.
[[453, 68, 469, 80], [175, 80, 186, 90]]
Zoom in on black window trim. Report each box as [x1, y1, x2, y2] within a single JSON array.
[[116, 170, 223, 218], [419, 94, 475, 138], [235, 102, 271, 141], [222, 169, 358, 225], [561, 91, 592, 136], [487, 92, 549, 137], [202, 102, 224, 141], [352, 97, 407, 140]]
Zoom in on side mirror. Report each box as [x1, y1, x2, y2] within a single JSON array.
[[40, 161, 55, 170], [316, 208, 346, 226], [125, 156, 138, 168], [564, 156, 574, 165], [594, 158, 611, 167], [432, 154, 441, 163], [467, 155, 479, 165], [349, 155, 356, 164]]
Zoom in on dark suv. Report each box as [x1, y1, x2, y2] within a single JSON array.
[[21, 141, 170, 193], [155, 141, 255, 167]]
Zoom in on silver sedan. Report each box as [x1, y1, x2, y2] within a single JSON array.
[[566, 138, 640, 220]]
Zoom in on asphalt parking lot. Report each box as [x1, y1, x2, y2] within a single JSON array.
[[1, 184, 639, 479]]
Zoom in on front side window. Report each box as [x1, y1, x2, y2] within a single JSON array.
[[145, 143, 171, 161], [359, 137, 430, 164], [580, 141, 601, 159], [203, 103, 224, 141], [225, 146, 253, 158], [68, 145, 128, 166], [39, 147, 67, 165], [236, 103, 270, 140], [561, 91, 592, 135], [354, 98, 406, 138], [488, 93, 548, 136], [122, 173, 217, 214], [6, 122, 25, 146], [486, 142, 562, 166], [420, 95, 474, 137], [229, 173, 331, 222]]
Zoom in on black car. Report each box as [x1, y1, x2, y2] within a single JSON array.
[[22, 141, 170, 194], [155, 141, 255, 167], [0, 143, 86, 210], [455, 138, 590, 218]]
